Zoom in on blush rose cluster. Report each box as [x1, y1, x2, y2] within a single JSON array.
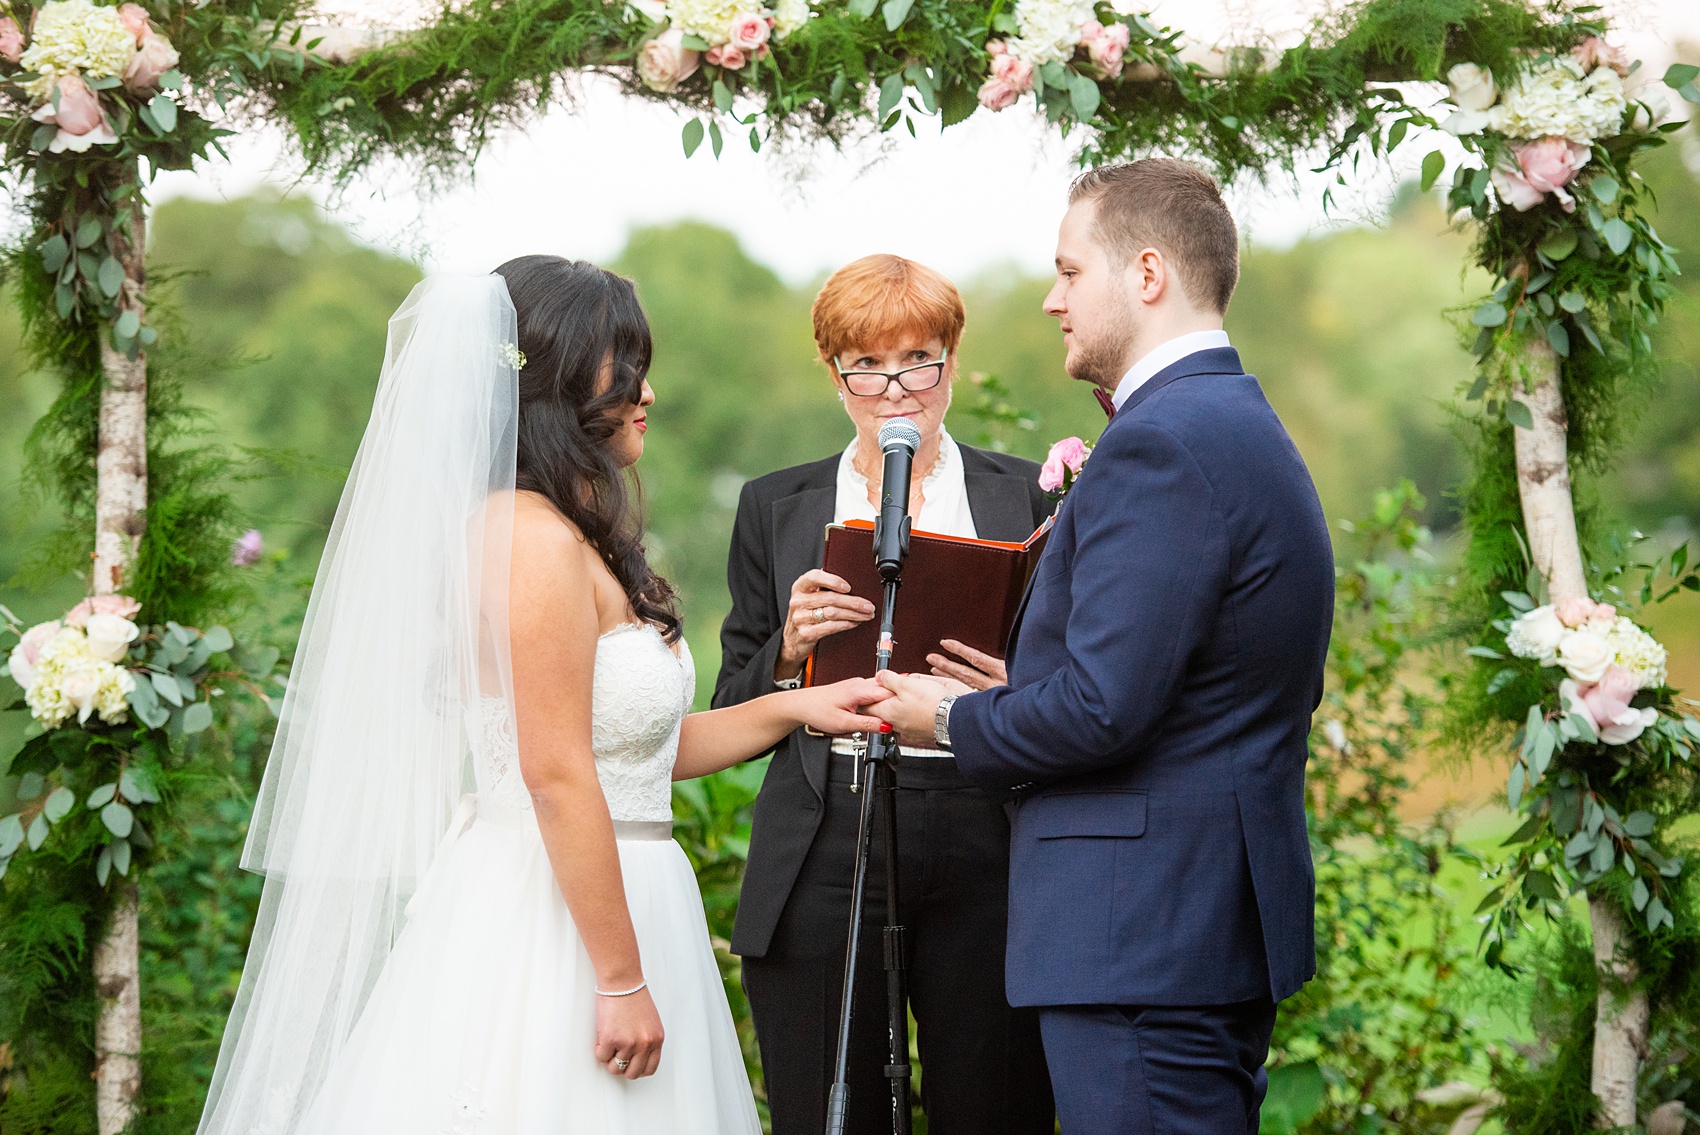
[[1437, 39, 1666, 215], [1505, 596, 1668, 746], [7, 595, 142, 729], [629, 0, 808, 89], [1038, 435, 1092, 496], [1, 0, 181, 153], [978, 4, 1130, 111]]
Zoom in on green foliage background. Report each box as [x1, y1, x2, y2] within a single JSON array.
[[0, 133, 1697, 1129]]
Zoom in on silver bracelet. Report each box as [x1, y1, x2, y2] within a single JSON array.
[[595, 980, 648, 997]]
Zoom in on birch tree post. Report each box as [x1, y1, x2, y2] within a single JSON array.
[[1510, 344, 1648, 1126], [90, 189, 147, 1135]]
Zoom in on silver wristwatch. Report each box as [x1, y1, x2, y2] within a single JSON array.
[[774, 674, 803, 691], [934, 694, 959, 749]]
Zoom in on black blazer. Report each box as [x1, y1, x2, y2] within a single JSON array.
[[714, 442, 1053, 958]]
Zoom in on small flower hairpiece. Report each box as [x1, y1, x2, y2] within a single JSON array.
[[500, 342, 527, 371]]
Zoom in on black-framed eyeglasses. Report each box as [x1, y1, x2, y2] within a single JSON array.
[[832, 350, 949, 398]]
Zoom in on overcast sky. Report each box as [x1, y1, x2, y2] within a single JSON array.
[[140, 0, 1700, 285]]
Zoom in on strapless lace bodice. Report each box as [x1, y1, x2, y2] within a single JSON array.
[[470, 624, 694, 823]]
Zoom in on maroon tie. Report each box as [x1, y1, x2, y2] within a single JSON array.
[[1093, 388, 1116, 420]]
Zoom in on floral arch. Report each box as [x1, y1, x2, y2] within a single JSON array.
[[0, 0, 1696, 1129]]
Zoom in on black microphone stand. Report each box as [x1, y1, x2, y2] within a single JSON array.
[[825, 438, 915, 1135]]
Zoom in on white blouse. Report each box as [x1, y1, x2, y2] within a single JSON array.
[[832, 428, 978, 538]]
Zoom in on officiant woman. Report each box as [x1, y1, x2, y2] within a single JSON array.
[[714, 254, 1055, 1134]]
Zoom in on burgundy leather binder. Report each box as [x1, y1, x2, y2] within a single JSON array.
[[805, 515, 1053, 687]]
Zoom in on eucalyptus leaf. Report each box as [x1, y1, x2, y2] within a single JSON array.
[[877, 73, 903, 121], [87, 782, 117, 809], [26, 813, 48, 851], [1647, 895, 1672, 931], [1471, 302, 1506, 327], [75, 217, 103, 248], [1547, 319, 1569, 357], [101, 800, 134, 839], [44, 786, 74, 823], [116, 309, 140, 340], [0, 814, 22, 858], [1591, 175, 1618, 204], [1632, 876, 1649, 910], [183, 701, 214, 734], [39, 234, 69, 273], [1663, 63, 1700, 90], [1601, 218, 1633, 256], [152, 670, 184, 707], [1507, 762, 1525, 811], [848, 0, 877, 17], [1524, 871, 1561, 901], [120, 768, 159, 805], [1558, 291, 1586, 313], [1069, 71, 1101, 120], [1419, 150, 1445, 193], [1538, 230, 1578, 261], [1564, 830, 1595, 861], [1590, 835, 1615, 875], [1466, 645, 1503, 659], [1623, 811, 1656, 837], [17, 771, 44, 800], [881, 0, 914, 31], [1504, 399, 1534, 430], [709, 119, 723, 158], [96, 844, 112, 886], [111, 838, 131, 877], [712, 79, 732, 113], [98, 256, 124, 298], [681, 118, 704, 157], [1501, 591, 1535, 612]]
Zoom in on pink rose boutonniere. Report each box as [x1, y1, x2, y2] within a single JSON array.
[[1039, 436, 1092, 497]]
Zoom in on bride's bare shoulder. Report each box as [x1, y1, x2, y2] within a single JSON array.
[[509, 491, 596, 575]]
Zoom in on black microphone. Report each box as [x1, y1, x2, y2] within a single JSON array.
[[874, 417, 920, 581]]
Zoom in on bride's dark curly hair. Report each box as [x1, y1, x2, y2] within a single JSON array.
[[495, 255, 682, 644]]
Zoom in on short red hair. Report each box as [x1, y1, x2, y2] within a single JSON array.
[[811, 255, 966, 364]]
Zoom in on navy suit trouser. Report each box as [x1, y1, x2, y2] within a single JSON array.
[[1039, 998, 1277, 1135]]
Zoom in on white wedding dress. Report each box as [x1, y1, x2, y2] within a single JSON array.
[[298, 623, 762, 1135]]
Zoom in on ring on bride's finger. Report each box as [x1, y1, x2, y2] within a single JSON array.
[[615, 1058, 630, 1071]]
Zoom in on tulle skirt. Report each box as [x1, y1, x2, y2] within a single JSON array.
[[301, 796, 762, 1134]]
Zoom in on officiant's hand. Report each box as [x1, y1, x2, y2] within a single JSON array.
[[926, 639, 1007, 690], [776, 570, 876, 680], [869, 670, 950, 748]]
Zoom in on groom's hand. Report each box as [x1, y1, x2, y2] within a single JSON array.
[[871, 671, 951, 747]]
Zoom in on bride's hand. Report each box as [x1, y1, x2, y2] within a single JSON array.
[[594, 987, 664, 1079], [787, 677, 892, 736]]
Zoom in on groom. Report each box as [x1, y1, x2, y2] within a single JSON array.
[[872, 159, 1334, 1133]]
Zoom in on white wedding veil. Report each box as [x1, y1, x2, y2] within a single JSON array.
[[198, 274, 521, 1135]]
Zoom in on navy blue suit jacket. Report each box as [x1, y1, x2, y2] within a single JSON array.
[[950, 347, 1333, 1008]]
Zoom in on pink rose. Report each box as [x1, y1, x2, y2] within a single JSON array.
[[117, 3, 152, 41], [8, 620, 63, 689], [705, 44, 746, 70], [990, 52, 1034, 93], [728, 12, 769, 53], [1581, 665, 1639, 729], [65, 594, 142, 628], [1038, 437, 1090, 492], [977, 77, 1019, 111], [232, 528, 265, 567], [637, 27, 701, 93], [1085, 22, 1129, 79], [1079, 18, 1105, 43], [122, 30, 179, 91], [0, 17, 24, 64], [1515, 136, 1591, 212], [1490, 164, 1545, 212], [1555, 595, 1614, 629], [986, 39, 1007, 57], [1572, 36, 1630, 78]]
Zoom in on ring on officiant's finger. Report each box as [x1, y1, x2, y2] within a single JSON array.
[[815, 608, 827, 624], [615, 1058, 630, 1071]]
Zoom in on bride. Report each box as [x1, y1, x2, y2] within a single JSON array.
[[198, 258, 891, 1135]]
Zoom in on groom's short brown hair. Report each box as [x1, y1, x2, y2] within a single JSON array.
[[1069, 159, 1239, 314]]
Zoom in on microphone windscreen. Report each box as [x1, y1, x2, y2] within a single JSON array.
[[878, 417, 922, 455]]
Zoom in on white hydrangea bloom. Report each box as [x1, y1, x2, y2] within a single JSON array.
[[662, 0, 748, 45], [1497, 56, 1626, 144], [19, 0, 138, 99], [772, 0, 810, 38], [24, 626, 133, 728], [1605, 616, 1667, 689], [1007, 0, 1096, 66]]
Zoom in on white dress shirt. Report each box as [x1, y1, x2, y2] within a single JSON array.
[[1110, 329, 1232, 413], [831, 427, 973, 758]]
